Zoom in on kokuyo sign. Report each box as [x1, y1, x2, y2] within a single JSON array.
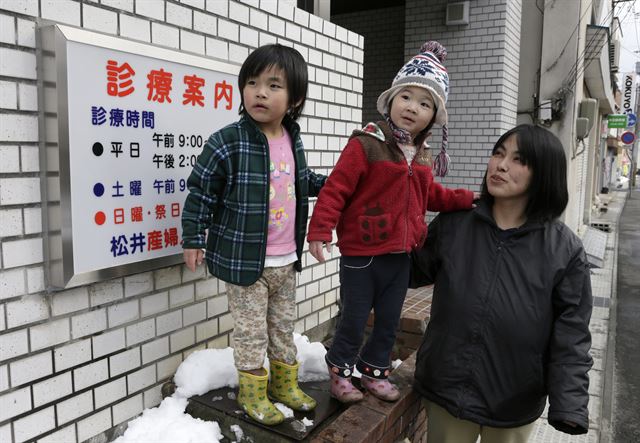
[[622, 72, 637, 116]]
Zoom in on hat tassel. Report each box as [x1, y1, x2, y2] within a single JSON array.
[[433, 150, 450, 177], [433, 125, 450, 177]]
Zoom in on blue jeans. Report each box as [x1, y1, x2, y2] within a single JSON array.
[[326, 253, 409, 378]]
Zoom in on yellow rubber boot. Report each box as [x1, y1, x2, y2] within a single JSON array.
[[268, 360, 317, 411], [237, 370, 284, 426]]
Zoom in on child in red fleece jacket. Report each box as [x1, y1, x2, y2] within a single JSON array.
[[307, 41, 476, 403]]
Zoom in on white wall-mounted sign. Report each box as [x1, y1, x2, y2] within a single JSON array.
[[39, 24, 241, 288]]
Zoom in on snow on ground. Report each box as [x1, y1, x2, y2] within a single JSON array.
[[294, 334, 332, 382], [229, 424, 243, 442], [112, 396, 223, 443], [174, 347, 238, 398], [113, 334, 330, 443], [274, 402, 294, 418]]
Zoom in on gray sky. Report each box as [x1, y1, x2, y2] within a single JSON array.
[[617, 0, 639, 80]]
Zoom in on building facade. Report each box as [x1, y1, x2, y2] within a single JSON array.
[[0, 1, 361, 441], [0, 0, 621, 442]]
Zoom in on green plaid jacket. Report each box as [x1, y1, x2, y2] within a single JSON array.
[[182, 115, 326, 286]]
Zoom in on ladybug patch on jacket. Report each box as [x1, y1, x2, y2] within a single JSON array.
[[358, 203, 390, 244]]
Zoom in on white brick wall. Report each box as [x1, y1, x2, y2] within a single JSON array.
[[32, 372, 73, 408], [0, 0, 361, 441], [13, 407, 56, 443], [9, 351, 53, 386], [73, 358, 109, 391], [403, 0, 519, 191]]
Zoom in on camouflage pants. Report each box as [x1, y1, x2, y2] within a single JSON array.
[[227, 264, 297, 370]]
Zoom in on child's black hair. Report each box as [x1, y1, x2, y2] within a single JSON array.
[[480, 124, 569, 221], [238, 44, 308, 121]]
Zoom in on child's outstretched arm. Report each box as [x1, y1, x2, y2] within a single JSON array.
[[181, 133, 228, 271], [426, 179, 476, 213]]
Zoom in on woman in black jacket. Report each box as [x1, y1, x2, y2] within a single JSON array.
[[411, 124, 593, 442]]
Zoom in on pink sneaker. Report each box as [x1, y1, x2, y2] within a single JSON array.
[[327, 365, 363, 403], [361, 375, 400, 402]]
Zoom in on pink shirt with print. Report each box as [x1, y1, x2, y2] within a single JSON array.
[[266, 130, 297, 256]]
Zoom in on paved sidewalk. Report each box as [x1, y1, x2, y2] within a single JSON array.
[[529, 189, 628, 443]]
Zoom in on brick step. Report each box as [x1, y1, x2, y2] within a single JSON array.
[[171, 286, 434, 442], [169, 352, 426, 443]]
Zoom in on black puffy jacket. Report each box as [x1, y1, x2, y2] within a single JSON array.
[[410, 202, 593, 434]]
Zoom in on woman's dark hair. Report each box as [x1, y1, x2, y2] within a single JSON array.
[[238, 44, 308, 121], [480, 124, 569, 221]]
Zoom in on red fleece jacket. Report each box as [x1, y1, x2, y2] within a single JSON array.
[[307, 122, 474, 255]]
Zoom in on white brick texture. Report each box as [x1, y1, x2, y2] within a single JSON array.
[[30, 318, 70, 351], [0, 177, 40, 204], [135, 0, 165, 21], [120, 13, 151, 42], [94, 377, 127, 409], [110, 348, 141, 376], [0, 329, 28, 361], [83, 4, 118, 34], [13, 406, 56, 443], [32, 372, 73, 407], [76, 409, 112, 442], [73, 358, 109, 390], [93, 328, 126, 358], [40, 0, 80, 26], [37, 425, 76, 443], [112, 393, 143, 425], [9, 351, 53, 386], [0, 386, 31, 422], [0, 0, 39, 17], [56, 391, 93, 425], [54, 339, 91, 371]]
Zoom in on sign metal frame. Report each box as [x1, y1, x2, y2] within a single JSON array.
[[38, 24, 240, 289]]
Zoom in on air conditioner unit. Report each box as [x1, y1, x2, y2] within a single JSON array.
[[579, 98, 598, 135], [446, 1, 470, 26], [576, 118, 590, 140]]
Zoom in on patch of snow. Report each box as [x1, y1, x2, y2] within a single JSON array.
[[274, 402, 294, 418], [113, 396, 223, 443], [295, 334, 330, 382], [174, 347, 238, 397], [115, 334, 330, 443], [230, 424, 243, 441], [290, 420, 306, 432]]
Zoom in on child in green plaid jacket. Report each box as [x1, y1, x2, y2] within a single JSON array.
[[181, 44, 326, 426]]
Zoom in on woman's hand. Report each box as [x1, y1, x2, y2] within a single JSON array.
[[184, 249, 204, 272], [309, 241, 332, 263]]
